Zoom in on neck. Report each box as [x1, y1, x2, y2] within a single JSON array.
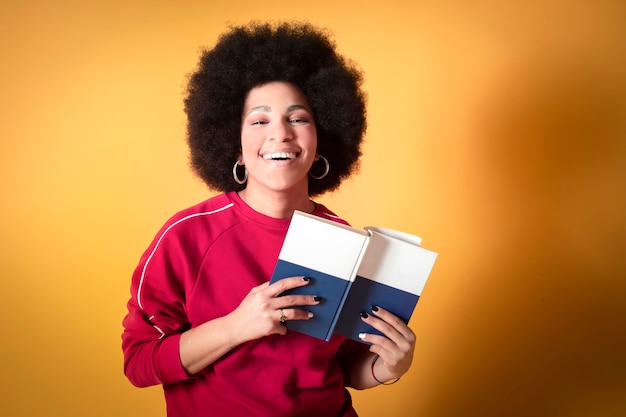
[[237, 188, 315, 219]]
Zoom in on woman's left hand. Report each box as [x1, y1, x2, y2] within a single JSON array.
[[358, 306, 416, 382]]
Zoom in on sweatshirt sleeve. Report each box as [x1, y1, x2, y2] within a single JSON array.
[[121, 217, 203, 387], [335, 337, 371, 388]]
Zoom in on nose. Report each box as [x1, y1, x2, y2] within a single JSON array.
[[268, 120, 293, 141]]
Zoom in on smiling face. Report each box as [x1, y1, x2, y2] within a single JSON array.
[[239, 81, 318, 200]]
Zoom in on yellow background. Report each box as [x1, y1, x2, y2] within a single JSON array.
[[1, 1, 625, 416]]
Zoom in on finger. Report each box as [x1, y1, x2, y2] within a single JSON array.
[[278, 308, 287, 324], [277, 293, 321, 309], [358, 332, 394, 355], [267, 276, 312, 297], [277, 308, 315, 324], [276, 309, 315, 327], [358, 326, 412, 367], [359, 311, 402, 343], [369, 306, 415, 342], [359, 310, 415, 350]]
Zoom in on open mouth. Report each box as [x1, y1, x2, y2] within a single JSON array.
[[262, 152, 297, 161]]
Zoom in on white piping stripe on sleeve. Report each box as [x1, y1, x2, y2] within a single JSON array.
[[152, 324, 166, 339], [137, 202, 234, 310]]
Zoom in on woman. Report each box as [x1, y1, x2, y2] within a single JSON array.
[[122, 21, 416, 417]]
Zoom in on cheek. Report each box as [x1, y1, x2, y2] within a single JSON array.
[[305, 128, 318, 150], [240, 131, 261, 154]]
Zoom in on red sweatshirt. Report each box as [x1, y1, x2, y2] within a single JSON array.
[[122, 192, 368, 417]]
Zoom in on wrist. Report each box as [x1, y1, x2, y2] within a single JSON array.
[[371, 354, 401, 385], [220, 311, 251, 346]]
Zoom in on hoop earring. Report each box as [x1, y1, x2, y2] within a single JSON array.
[[233, 161, 248, 185], [309, 155, 330, 180]]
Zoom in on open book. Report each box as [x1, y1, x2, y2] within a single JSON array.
[[269, 211, 438, 343]]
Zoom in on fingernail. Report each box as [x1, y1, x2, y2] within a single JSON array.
[[302, 276, 311, 282], [308, 311, 315, 318], [371, 306, 379, 312], [360, 312, 368, 319], [313, 296, 322, 302], [358, 333, 366, 339]]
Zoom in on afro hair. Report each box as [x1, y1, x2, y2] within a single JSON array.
[[184, 21, 367, 196]]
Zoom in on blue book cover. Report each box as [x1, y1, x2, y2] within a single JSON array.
[[269, 212, 368, 341], [334, 228, 437, 342], [271, 260, 355, 341], [269, 211, 438, 343], [333, 278, 420, 341]]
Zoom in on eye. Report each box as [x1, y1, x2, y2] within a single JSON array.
[[250, 120, 268, 126], [289, 117, 309, 124]]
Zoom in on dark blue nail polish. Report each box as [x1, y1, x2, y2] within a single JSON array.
[[371, 306, 379, 312], [314, 296, 322, 302], [360, 312, 369, 319], [303, 276, 311, 282]]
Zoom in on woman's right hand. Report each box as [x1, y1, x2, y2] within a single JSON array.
[[228, 276, 320, 342], [179, 276, 319, 375]]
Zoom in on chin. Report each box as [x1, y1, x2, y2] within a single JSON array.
[[260, 179, 309, 194]]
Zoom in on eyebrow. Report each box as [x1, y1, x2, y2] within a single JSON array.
[[287, 104, 310, 112], [245, 104, 311, 115], [247, 105, 271, 114]]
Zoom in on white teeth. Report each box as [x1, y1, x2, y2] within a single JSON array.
[[262, 152, 296, 160]]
